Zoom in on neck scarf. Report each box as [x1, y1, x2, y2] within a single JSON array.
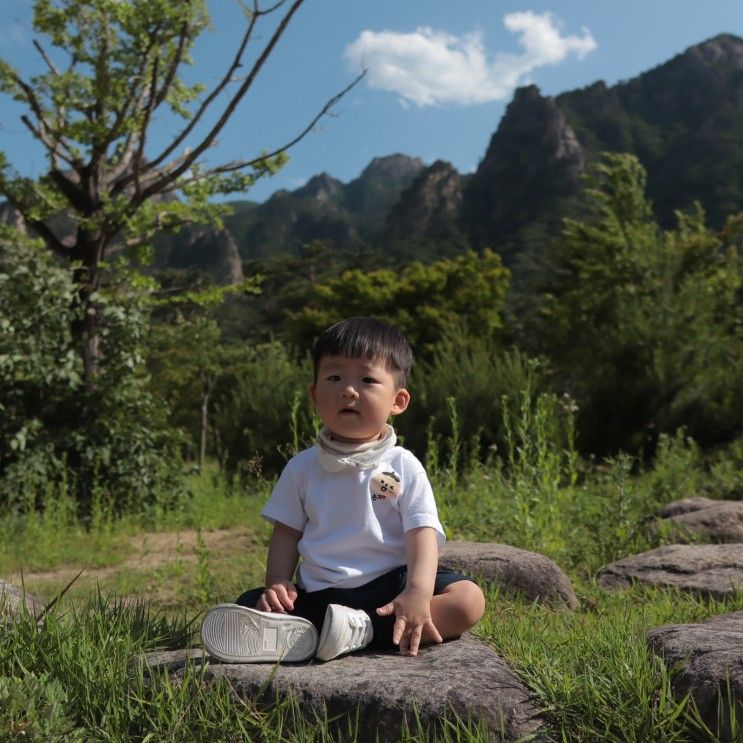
[[315, 424, 397, 472]]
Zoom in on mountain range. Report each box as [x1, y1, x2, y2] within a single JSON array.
[[5, 34, 743, 286]]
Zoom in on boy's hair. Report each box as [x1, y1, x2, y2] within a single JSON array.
[[312, 317, 413, 387]]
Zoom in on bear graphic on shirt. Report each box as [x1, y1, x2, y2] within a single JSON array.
[[370, 470, 402, 501]]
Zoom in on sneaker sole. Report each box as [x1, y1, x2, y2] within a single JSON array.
[[201, 604, 318, 663]]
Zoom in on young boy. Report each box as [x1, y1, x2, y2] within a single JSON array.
[[201, 317, 485, 663]]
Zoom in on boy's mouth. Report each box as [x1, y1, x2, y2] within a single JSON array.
[[339, 408, 361, 416]]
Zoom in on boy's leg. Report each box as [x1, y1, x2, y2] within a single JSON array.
[[425, 579, 485, 643]]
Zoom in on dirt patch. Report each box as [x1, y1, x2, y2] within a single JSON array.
[[5, 527, 260, 587]]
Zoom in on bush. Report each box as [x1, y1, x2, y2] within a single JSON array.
[[398, 330, 539, 465], [211, 342, 317, 481], [0, 235, 183, 516]]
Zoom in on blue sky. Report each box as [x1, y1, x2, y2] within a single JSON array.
[[2, 1, 743, 202]]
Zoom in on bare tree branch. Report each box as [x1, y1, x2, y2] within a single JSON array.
[[32, 39, 60, 75], [140, 0, 309, 201], [151, 20, 191, 109], [175, 71, 365, 188], [97, 35, 160, 162], [133, 53, 162, 199], [140, 0, 268, 177], [11, 71, 79, 166]]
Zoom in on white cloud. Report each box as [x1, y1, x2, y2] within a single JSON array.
[[344, 12, 597, 107]]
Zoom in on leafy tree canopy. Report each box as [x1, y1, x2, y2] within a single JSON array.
[[535, 152, 742, 454], [285, 249, 510, 357]]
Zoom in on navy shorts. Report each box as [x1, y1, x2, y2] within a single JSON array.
[[235, 565, 472, 651]]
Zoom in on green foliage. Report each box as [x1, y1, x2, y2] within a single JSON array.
[[285, 249, 510, 357], [398, 331, 536, 463], [534, 152, 743, 455], [0, 233, 182, 516], [485, 585, 743, 743], [210, 342, 316, 480]]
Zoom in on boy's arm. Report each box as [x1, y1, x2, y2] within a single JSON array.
[[376, 526, 443, 656], [257, 521, 303, 613]]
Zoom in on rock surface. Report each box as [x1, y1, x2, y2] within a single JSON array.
[[0, 579, 44, 624], [439, 541, 580, 609], [597, 544, 743, 598], [656, 500, 743, 543], [145, 632, 547, 742], [648, 612, 743, 741], [658, 497, 720, 519]]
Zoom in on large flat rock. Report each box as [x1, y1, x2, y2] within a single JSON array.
[[145, 632, 548, 742], [648, 612, 743, 741], [0, 579, 44, 624], [597, 544, 743, 598], [656, 500, 743, 543], [440, 541, 579, 609]]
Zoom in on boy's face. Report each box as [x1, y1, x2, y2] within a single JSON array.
[[310, 356, 410, 444]]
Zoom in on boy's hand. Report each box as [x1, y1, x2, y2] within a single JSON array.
[[376, 588, 442, 656], [257, 580, 297, 613]]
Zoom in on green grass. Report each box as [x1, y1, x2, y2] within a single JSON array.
[[2, 414, 741, 740], [479, 584, 743, 742]]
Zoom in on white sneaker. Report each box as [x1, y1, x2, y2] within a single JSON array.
[[200, 604, 318, 663], [315, 604, 373, 661]]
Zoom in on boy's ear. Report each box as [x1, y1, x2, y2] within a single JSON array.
[[390, 388, 410, 416], [308, 383, 317, 406]]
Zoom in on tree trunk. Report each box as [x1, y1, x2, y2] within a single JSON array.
[[200, 380, 215, 471]]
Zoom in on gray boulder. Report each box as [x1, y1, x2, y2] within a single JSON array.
[[658, 497, 720, 518], [657, 500, 743, 543], [598, 544, 743, 598], [0, 579, 44, 624], [145, 633, 548, 742], [648, 612, 743, 741], [439, 541, 579, 609]]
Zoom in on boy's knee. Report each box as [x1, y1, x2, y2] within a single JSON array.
[[448, 580, 486, 627]]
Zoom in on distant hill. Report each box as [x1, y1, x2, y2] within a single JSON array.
[[217, 154, 424, 261]]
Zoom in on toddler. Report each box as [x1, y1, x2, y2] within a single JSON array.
[[201, 317, 485, 662]]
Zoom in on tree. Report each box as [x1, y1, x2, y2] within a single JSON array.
[[285, 249, 511, 357], [0, 233, 181, 513], [534, 153, 742, 454], [0, 0, 360, 388], [147, 316, 246, 470]]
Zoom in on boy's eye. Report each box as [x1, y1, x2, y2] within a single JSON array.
[[326, 374, 341, 382], [362, 377, 377, 384]]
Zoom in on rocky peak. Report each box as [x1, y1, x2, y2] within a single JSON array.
[[482, 85, 584, 172], [0, 202, 26, 235], [166, 227, 244, 285], [342, 154, 426, 236], [682, 33, 743, 67], [356, 154, 425, 184], [462, 85, 585, 255], [292, 172, 344, 203], [382, 160, 464, 246]]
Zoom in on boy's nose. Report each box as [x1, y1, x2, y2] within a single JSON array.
[[342, 385, 359, 399]]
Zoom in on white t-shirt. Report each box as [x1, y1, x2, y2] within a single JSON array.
[[261, 446, 445, 591]]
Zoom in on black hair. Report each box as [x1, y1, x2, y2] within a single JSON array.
[[311, 317, 413, 387]]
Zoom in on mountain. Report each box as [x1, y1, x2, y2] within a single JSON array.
[[457, 33, 743, 267], [5, 35, 743, 280], [219, 154, 424, 260], [224, 33, 743, 274], [380, 160, 467, 260]]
